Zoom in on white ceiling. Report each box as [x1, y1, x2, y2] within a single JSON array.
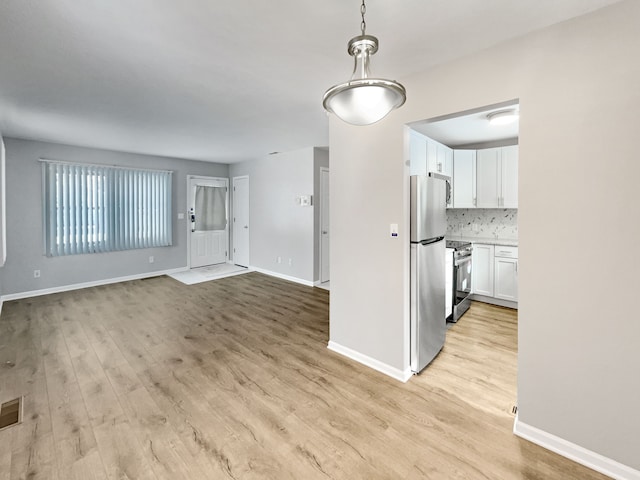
[[411, 103, 520, 148], [0, 0, 622, 164]]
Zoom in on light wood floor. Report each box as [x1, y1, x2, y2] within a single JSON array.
[[0, 272, 608, 479]]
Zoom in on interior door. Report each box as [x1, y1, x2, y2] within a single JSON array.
[[320, 168, 330, 283], [232, 176, 250, 267], [189, 177, 228, 268]]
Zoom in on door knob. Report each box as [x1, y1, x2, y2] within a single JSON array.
[[244, 225, 248, 229]]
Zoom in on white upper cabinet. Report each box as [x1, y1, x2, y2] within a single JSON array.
[[410, 131, 454, 207], [501, 145, 518, 208], [453, 150, 476, 208], [476, 147, 501, 208], [409, 130, 428, 176], [435, 143, 453, 177], [476, 145, 518, 208], [426, 138, 438, 174]]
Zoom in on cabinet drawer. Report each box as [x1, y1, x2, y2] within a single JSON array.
[[494, 246, 518, 258]]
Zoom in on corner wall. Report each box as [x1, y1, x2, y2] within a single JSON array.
[[229, 147, 320, 284], [329, 0, 639, 474], [0, 138, 228, 296]]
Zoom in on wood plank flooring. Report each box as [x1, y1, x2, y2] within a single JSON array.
[[0, 272, 609, 479]]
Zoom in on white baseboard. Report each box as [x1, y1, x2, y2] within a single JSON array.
[[514, 416, 640, 480], [250, 267, 314, 287], [0, 267, 188, 303], [327, 341, 412, 383], [471, 294, 518, 310]]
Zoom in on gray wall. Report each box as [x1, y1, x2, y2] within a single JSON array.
[[329, 0, 639, 472], [230, 147, 325, 283], [0, 138, 228, 296]]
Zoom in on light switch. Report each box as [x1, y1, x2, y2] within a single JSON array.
[[298, 195, 312, 207], [390, 223, 399, 238]]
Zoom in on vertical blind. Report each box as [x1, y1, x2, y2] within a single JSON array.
[[42, 161, 172, 256]]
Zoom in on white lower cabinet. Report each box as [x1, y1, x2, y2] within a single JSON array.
[[472, 244, 494, 297], [494, 257, 518, 301], [473, 244, 518, 305], [494, 246, 518, 302]]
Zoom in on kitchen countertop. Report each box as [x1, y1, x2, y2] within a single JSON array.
[[446, 236, 518, 247]]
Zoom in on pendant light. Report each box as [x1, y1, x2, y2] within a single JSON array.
[[323, 0, 406, 126]]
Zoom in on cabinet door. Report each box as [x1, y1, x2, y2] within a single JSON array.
[[453, 150, 476, 208], [434, 142, 449, 175], [472, 244, 494, 296], [438, 144, 454, 207], [426, 138, 438, 173], [501, 145, 518, 208], [476, 147, 501, 208], [409, 131, 428, 176], [494, 257, 518, 301], [442, 146, 453, 178]]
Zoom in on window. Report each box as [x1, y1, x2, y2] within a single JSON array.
[[42, 161, 172, 256]]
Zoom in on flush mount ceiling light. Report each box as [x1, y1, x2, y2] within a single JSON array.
[[487, 109, 519, 126], [322, 0, 406, 126]]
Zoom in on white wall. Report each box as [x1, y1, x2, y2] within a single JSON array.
[[0, 138, 228, 296], [230, 147, 324, 284], [330, 0, 639, 474]]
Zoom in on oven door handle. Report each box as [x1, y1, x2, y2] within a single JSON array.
[[454, 255, 472, 266]]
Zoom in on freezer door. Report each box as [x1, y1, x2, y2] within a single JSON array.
[[410, 174, 448, 243], [410, 239, 446, 373]]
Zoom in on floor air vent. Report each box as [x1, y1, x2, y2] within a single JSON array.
[[0, 397, 23, 430]]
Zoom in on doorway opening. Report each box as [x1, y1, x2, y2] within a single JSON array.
[[319, 167, 330, 289], [232, 175, 250, 268], [405, 98, 520, 408]]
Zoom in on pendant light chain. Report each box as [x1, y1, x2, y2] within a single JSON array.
[[360, 0, 367, 35]]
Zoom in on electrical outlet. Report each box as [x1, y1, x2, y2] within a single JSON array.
[[277, 256, 282, 264], [33, 270, 41, 278], [148, 256, 154, 264]]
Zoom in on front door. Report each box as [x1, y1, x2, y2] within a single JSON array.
[[189, 176, 228, 268]]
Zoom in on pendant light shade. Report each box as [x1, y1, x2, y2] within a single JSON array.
[[323, 3, 406, 126]]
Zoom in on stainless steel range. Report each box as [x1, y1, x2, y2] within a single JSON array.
[[446, 240, 473, 322]]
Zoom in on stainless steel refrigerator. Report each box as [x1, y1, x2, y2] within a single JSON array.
[[410, 173, 449, 373]]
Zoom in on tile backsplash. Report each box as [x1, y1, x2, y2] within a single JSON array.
[[446, 209, 518, 240]]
